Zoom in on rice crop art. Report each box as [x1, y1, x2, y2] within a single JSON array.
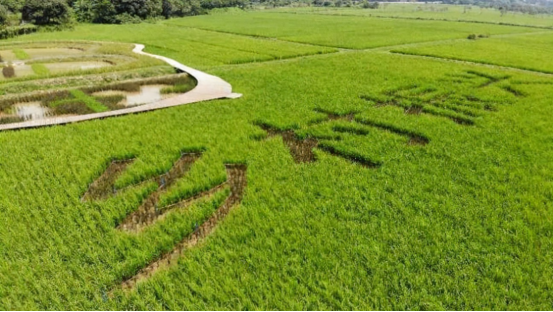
[[1, 8, 553, 311], [82, 152, 247, 292]]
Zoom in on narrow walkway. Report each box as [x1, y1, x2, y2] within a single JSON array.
[[0, 44, 241, 132]]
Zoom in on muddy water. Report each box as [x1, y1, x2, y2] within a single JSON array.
[[126, 85, 171, 106], [93, 85, 174, 107], [0, 63, 34, 79], [12, 102, 51, 120]]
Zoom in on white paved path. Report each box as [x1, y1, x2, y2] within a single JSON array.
[[0, 44, 241, 131]]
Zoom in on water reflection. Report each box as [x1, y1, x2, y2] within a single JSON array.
[[12, 102, 51, 120]]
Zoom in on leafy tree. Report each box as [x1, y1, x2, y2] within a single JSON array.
[[21, 0, 73, 26], [0, 0, 24, 12], [165, 0, 202, 17], [73, 0, 95, 22], [114, 0, 162, 19], [0, 4, 8, 25], [93, 0, 117, 23]]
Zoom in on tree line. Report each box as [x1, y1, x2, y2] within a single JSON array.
[[0, 0, 249, 26]]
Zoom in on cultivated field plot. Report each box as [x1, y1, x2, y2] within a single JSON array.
[[1, 8, 553, 311], [166, 12, 541, 49], [391, 32, 553, 74], [273, 5, 553, 28], [0, 41, 196, 126], [4, 24, 336, 69]]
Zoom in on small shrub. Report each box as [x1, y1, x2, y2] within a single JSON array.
[[467, 34, 477, 40], [115, 13, 143, 24], [2, 65, 15, 78], [69, 90, 109, 113], [0, 25, 38, 40]]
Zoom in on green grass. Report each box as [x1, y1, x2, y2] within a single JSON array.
[[45, 90, 109, 113], [12, 48, 29, 60], [391, 32, 553, 74], [165, 11, 540, 49], [1, 9, 553, 311], [31, 63, 50, 76]]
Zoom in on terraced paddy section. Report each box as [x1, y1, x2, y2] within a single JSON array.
[[0, 43, 239, 131], [165, 12, 542, 49], [3, 47, 85, 61], [3, 23, 337, 69], [391, 32, 553, 74], [0, 41, 159, 82]]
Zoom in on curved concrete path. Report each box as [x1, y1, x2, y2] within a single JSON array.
[[0, 44, 241, 131]]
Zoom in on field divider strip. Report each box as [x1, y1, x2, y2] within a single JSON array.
[[0, 44, 242, 132], [163, 23, 349, 51], [389, 50, 553, 76], [269, 10, 553, 30]]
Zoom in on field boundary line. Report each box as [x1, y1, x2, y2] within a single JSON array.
[[388, 50, 553, 76], [163, 23, 351, 50], [267, 10, 553, 30], [0, 44, 242, 132], [369, 30, 553, 52]]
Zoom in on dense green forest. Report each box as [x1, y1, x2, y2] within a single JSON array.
[[0, 0, 247, 26]]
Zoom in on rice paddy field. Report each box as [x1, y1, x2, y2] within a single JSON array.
[[273, 4, 553, 28], [1, 6, 553, 310]]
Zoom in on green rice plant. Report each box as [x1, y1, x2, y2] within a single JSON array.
[[160, 82, 195, 94], [165, 11, 539, 49], [1, 11, 553, 311], [12, 49, 29, 60], [94, 95, 126, 110], [31, 63, 49, 76], [69, 89, 109, 112], [52, 101, 95, 115]]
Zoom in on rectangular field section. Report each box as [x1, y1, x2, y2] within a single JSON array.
[[167, 12, 540, 49], [392, 32, 553, 74]]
